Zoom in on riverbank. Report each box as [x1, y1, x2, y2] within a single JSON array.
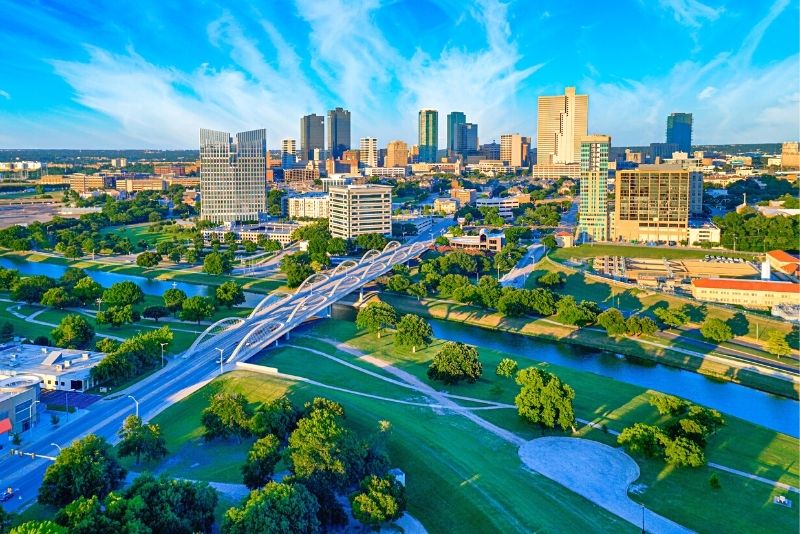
[[381, 293, 800, 400]]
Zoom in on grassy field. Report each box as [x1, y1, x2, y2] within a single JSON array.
[[98, 222, 196, 246], [135, 318, 798, 533], [551, 244, 756, 262]]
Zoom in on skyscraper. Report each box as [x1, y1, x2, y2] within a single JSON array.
[[457, 123, 479, 156], [666, 112, 692, 153], [327, 107, 351, 159], [537, 87, 588, 164], [418, 109, 438, 163], [300, 114, 324, 161], [200, 128, 267, 224], [500, 134, 531, 167], [281, 139, 297, 168], [578, 134, 611, 242], [385, 141, 408, 168], [360, 137, 378, 168], [446, 112, 466, 157]]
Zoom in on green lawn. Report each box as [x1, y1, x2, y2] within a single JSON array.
[[98, 222, 196, 246], [551, 244, 755, 261]]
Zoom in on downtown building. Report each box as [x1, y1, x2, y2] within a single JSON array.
[[359, 137, 378, 168], [200, 128, 267, 224], [300, 114, 324, 161], [328, 107, 351, 159], [577, 134, 611, 242], [418, 109, 439, 163], [500, 134, 531, 168], [329, 184, 392, 240], [385, 140, 409, 168], [666, 112, 693, 154], [446, 112, 466, 157], [534, 86, 588, 179]]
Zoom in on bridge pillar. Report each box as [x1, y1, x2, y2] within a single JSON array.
[[359, 288, 364, 302], [285, 331, 291, 341]]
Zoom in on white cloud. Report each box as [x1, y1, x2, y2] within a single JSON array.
[[657, 0, 723, 28], [697, 86, 717, 100], [0, 90, 9, 100]]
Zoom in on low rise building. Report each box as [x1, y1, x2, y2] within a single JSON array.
[[154, 164, 185, 176], [433, 198, 459, 215], [450, 188, 477, 205], [67, 174, 115, 193], [202, 222, 302, 247], [329, 184, 392, 239], [392, 214, 433, 236], [532, 163, 580, 179], [287, 193, 329, 219], [475, 194, 530, 219], [448, 228, 505, 252], [690, 278, 800, 309], [767, 250, 800, 277], [687, 221, 721, 245], [554, 231, 575, 248], [116, 178, 166, 192], [0, 375, 40, 440], [0, 344, 106, 392], [365, 166, 408, 178]]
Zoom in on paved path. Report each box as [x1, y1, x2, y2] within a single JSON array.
[[519, 438, 692, 534]]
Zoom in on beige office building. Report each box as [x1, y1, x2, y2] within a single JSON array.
[[329, 184, 392, 239], [781, 142, 800, 170], [614, 165, 702, 243], [385, 140, 409, 168], [537, 87, 588, 165], [287, 193, 329, 219], [500, 134, 531, 168], [359, 137, 378, 168]]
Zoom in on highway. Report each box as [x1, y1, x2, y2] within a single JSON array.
[[0, 238, 432, 512]]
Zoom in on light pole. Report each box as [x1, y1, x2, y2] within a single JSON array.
[[28, 400, 40, 432], [215, 348, 225, 375], [127, 395, 139, 418], [96, 298, 102, 313], [641, 503, 645, 533], [51, 443, 63, 453], [159, 342, 168, 368]]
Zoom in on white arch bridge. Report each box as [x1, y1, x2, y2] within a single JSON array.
[[186, 239, 432, 366]]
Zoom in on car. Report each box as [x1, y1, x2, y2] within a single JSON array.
[[1, 489, 14, 502]]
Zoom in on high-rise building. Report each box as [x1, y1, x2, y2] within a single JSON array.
[[200, 128, 267, 224], [327, 107, 351, 159], [500, 134, 531, 168], [300, 114, 324, 161], [281, 139, 297, 168], [457, 123, 479, 156], [666, 113, 693, 153], [614, 164, 703, 243], [781, 141, 800, 170], [385, 140, 408, 168], [359, 137, 378, 168], [446, 112, 466, 157], [537, 87, 588, 165], [328, 184, 392, 239], [649, 142, 679, 162], [418, 109, 438, 163], [578, 134, 611, 242]]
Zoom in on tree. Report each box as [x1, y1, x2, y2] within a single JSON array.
[[597, 308, 627, 336], [102, 281, 144, 307], [96, 305, 136, 327], [406, 282, 427, 301], [649, 393, 688, 416], [0, 267, 20, 290], [355, 301, 398, 339], [250, 396, 300, 440], [222, 482, 320, 534], [163, 288, 187, 314], [9, 520, 67, 533], [202, 392, 252, 442], [555, 296, 597, 326], [202, 251, 231, 275], [142, 305, 170, 322], [350, 475, 406, 529], [216, 281, 245, 309], [38, 434, 126, 506], [766, 330, 792, 358], [280, 253, 315, 288], [12, 276, 56, 304], [40, 287, 74, 309], [50, 314, 94, 349], [355, 233, 389, 251], [663, 436, 705, 467], [427, 342, 482, 384], [653, 307, 689, 328], [541, 235, 558, 249], [95, 337, 120, 353], [136, 251, 161, 268], [71, 277, 103, 306], [386, 274, 411, 293], [117, 415, 168, 465], [536, 271, 564, 287], [617, 423, 667, 458], [242, 434, 281, 489], [495, 358, 518, 378], [326, 237, 348, 256], [180, 296, 215, 323], [700, 317, 733, 343], [514, 367, 575, 431], [395, 314, 432, 353]]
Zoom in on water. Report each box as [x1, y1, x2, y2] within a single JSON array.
[[0, 257, 266, 307], [428, 318, 799, 437]]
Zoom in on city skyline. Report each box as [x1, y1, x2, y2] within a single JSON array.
[[0, 0, 798, 149]]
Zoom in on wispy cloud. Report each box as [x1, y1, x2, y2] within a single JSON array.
[[0, 90, 10, 100], [657, 0, 723, 28]]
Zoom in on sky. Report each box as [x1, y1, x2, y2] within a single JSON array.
[[0, 0, 798, 149]]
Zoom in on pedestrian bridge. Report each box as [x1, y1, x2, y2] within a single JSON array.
[[186, 239, 432, 365]]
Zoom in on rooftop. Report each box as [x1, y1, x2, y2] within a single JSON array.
[[0, 343, 105, 380], [692, 278, 800, 293]]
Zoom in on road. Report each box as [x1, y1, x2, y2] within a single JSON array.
[[0, 239, 432, 512], [500, 243, 546, 288]]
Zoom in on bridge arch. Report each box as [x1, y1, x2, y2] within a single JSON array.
[[186, 317, 246, 355], [248, 291, 292, 319], [286, 293, 330, 324], [332, 259, 358, 275], [295, 273, 330, 294], [228, 319, 286, 362], [359, 260, 388, 281], [328, 274, 362, 297], [382, 240, 401, 253], [359, 248, 382, 265]]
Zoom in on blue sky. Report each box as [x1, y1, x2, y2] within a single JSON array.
[[1, 0, 798, 149]]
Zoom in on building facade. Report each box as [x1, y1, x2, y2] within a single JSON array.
[[690, 278, 800, 309], [537, 86, 588, 165], [418, 109, 439, 163], [200, 128, 267, 224], [287, 193, 329, 219], [578, 134, 611, 242], [433, 198, 459, 214], [666, 112, 693, 153], [329, 184, 392, 239], [385, 140, 409, 168], [327, 107, 351, 159], [448, 229, 505, 252], [300, 114, 324, 161], [359, 137, 378, 168], [781, 141, 800, 170], [457, 123, 479, 156], [446, 111, 467, 157], [500, 134, 530, 168]]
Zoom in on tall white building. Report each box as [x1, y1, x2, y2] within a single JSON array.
[[329, 184, 392, 239], [578, 134, 611, 243], [281, 139, 297, 156], [200, 128, 267, 224], [287, 193, 329, 219], [360, 137, 378, 168], [537, 87, 588, 165]]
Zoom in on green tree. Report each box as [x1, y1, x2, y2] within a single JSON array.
[[118, 415, 168, 465], [250, 397, 300, 439], [653, 307, 689, 328], [202, 392, 252, 442], [663, 436, 705, 467], [71, 277, 103, 306], [555, 296, 597, 326], [202, 251, 231, 275], [142, 305, 170, 322], [617, 423, 668, 458], [514, 367, 575, 431], [355, 301, 398, 339], [216, 281, 245, 309], [50, 314, 94, 349], [102, 281, 144, 307], [596, 308, 627, 336], [355, 233, 389, 251], [12, 276, 56, 304], [40, 287, 74, 309], [38, 434, 126, 506], [180, 296, 215, 323], [350, 475, 407, 529], [10, 520, 67, 534], [495, 358, 518, 378], [766, 330, 792, 358], [395, 314, 432, 353], [242, 434, 281, 489], [96, 305, 136, 327], [163, 288, 187, 314], [406, 282, 427, 301], [648, 393, 688, 416], [0, 267, 20, 290], [136, 251, 161, 268], [700, 317, 733, 343], [536, 271, 564, 287], [427, 342, 482, 384], [541, 235, 558, 249], [222, 482, 320, 534], [280, 253, 315, 288]]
